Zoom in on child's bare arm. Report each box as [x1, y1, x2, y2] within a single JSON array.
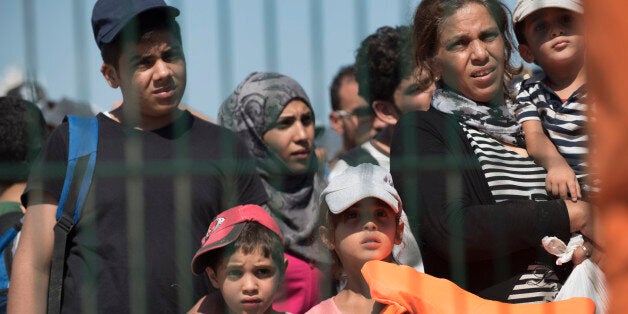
[[522, 120, 581, 201]]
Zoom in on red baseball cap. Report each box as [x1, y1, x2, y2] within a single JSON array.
[[191, 204, 283, 275]]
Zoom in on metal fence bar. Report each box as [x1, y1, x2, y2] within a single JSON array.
[[354, 0, 367, 47], [264, 0, 279, 72], [126, 132, 147, 314], [22, 0, 37, 96], [72, 0, 89, 102], [217, 0, 234, 101], [309, 0, 325, 118]]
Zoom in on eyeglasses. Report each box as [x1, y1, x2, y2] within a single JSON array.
[[335, 106, 374, 118]]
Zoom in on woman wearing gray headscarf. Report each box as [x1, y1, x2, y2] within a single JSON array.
[[218, 72, 330, 313]]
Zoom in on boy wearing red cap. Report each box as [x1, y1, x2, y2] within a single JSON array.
[[189, 205, 287, 314]]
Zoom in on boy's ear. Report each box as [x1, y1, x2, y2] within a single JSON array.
[[101, 63, 120, 89], [395, 220, 404, 245], [518, 44, 535, 64], [275, 257, 289, 288], [372, 101, 400, 126], [319, 225, 335, 250], [206, 268, 221, 289]]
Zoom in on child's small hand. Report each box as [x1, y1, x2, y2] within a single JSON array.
[[546, 164, 581, 201]]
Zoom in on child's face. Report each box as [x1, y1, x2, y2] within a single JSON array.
[[207, 248, 282, 314], [331, 198, 403, 267], [518, 8, 584, 70]]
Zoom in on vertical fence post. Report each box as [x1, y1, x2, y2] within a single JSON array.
[[264, 0, 279, 72], [22, 0, 37, 94], [72, 0, 89, 102], [309, 0, 325, 121], [353, 0, 367, 47], [217, 0, 234, 100]]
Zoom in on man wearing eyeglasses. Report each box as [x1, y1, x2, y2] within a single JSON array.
[[328, 65, 386, 168], [328, 26, 435, 181]]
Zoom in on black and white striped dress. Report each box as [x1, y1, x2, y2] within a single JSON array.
[[463, 125, 562, 303]]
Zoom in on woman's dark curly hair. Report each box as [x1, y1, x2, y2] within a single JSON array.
[[412, 0, 521, 97], [355, 25, 415, 104]]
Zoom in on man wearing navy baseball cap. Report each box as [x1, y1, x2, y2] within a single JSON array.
[[9, 1, 268, 313]]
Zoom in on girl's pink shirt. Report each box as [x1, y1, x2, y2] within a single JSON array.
[[304, 298, 341, 314]]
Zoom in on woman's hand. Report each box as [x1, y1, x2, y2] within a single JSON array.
[[572, 241, 604, 268], [565, 201, 595, 240], [572, 242, 591, 266], [566, 202, 604, 268], [546, 163, 581, 201]]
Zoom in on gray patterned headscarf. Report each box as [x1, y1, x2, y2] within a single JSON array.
[[219, 72, 312, 164], [218, 72, 329, 265]]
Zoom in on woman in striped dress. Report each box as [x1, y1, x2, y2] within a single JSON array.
[[390, 0, 597, 304]]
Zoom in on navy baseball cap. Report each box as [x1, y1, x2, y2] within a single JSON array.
[[91, 0, 179, 49]]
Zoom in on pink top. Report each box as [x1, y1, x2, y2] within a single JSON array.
[[305, 298, 341, 314], [273, 253, 324, 314]]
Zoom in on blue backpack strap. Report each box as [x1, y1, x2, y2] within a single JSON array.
[[0, 226, 19, 287], [47, 115, 98, 314], [0, 228, 19, 255], [0, 210, 23, 297], [55, 116, 99, 223]]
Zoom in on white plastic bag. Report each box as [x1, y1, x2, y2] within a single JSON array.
[[555, 259, 608, 314], [542, 234, 584, 265]]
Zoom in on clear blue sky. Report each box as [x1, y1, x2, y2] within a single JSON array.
[[0, 0, 518, 124]]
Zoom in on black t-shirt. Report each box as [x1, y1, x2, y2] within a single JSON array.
[[24, 112, 267, 313]]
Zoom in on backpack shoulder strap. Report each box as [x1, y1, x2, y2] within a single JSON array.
[[47, 115, 98, 314], [55, 115, 99, 223], [0, 211, 23, 252], [0, 211, 23, 291]]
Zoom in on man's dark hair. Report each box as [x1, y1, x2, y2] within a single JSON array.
[[355, 26, 414, 104], [100, 9, 183, 69], [202, 222, 286, 278], [329, 65, 357, 111], [0, 97, 48, 186]]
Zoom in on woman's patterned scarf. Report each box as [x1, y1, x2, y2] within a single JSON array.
[[431, 87, 525, 147]]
